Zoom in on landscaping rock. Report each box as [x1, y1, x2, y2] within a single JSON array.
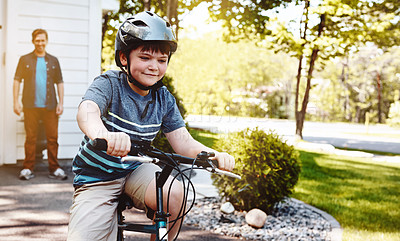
[[220, 202, 235, 214], [184, 197, 336, 240], [245, 208, 267, 228]]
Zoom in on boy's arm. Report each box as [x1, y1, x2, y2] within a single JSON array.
[[77, 100, 131, 157], [165, 127, 235, 171]]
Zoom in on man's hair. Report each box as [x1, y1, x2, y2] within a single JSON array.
[[32, 29, 48, 41]]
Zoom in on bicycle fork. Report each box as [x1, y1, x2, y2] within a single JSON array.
[[155, 171, 170, 241]]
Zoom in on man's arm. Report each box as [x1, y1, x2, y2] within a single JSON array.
[[13, 80, 22, 116], [165, 127, 235, 171], [77, 100, 130, 157], [56, 82, 64, 115]]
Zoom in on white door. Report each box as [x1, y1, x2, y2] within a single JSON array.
[[0, 0, 5, 165]]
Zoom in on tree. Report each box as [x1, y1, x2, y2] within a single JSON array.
[[167, 34, 297, 117], [205, 0, 400, 138], [308, 46, 400, 124]]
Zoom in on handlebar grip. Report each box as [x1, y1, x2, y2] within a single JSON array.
[[92, 138, 108, 150], [91, 138, 141, 156]]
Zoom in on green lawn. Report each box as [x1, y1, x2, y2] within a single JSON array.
[[292, 151, 400, 241], [190, 128, 400, 241]]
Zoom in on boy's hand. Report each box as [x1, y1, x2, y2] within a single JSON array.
[[103, 132, 131, 157], [214, 152, 235, 172]]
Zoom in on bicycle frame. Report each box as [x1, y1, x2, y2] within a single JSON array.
[[92, 138, 240, 241], [117, 161, 176, 241], [117, 171, 170, 241]]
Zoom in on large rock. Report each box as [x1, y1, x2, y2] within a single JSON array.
[[245, 208, 267, 228]]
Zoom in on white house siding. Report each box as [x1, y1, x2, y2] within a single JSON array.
[[0, 0, 5, 165], [1, 0, 102, 164]]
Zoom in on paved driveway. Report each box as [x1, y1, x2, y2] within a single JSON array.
[[0, 161, 234, 241]]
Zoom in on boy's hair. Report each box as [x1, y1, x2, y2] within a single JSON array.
[[122, 41, 171, 63], [32, 29, 48, 41], [115, 11, 177, 93]]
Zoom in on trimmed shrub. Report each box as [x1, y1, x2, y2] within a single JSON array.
[[212, 128, 301, 213]]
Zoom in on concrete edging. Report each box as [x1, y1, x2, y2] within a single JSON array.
[[290, 198, 343, 241]]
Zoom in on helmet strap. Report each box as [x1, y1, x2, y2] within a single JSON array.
[[124, 54, 164, 91]]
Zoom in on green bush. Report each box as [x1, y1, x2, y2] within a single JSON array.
[[212, 128, 301, 213]]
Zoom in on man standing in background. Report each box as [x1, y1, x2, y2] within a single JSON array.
[[13, 28, 67, 180]]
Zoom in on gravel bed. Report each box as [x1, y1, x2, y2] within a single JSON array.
[[184, 197, 334, 240]]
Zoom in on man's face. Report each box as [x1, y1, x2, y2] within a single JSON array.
[[127, 47, 169, 87], [33, 33, 48, 55]]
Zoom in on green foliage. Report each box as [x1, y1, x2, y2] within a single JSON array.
[[207, 0, 400, 137], [168, 35, 297, 117], [212, 128, 301, 213], [387, 90, 400, 127], [308, 46, 400, 124], [266, 91, 289, 119], [101, 1, 400, 126], [228, 101, 267, 118], [205, 0, 293, 42], [162, 75, 187, 119]]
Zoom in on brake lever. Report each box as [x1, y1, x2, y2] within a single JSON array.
[[196, 151, 217, 170], [196, 151, 241, 179]]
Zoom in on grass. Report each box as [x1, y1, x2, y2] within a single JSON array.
[[189, 128, 219, 147], [290, 151, 400, 241], [190, 128, 400, 241]]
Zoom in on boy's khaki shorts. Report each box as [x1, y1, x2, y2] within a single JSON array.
[[67, 163, 161, 241]]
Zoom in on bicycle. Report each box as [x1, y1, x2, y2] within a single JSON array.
[[92, 138, 240, 241]]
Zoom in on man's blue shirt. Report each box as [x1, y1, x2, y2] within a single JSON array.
[[35, 57, 47, 107]]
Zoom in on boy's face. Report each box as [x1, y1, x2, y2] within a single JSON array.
[[121, 47, 169, 91]]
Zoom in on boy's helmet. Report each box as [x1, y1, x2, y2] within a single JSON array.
[[115, 11, 177, 68]]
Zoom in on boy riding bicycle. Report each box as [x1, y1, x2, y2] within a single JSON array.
[[67, 11, 235, 241]]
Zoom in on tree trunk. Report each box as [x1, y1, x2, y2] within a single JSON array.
[[377, 71, 382, 123], [340, 57, 351, 121], [295, 13, 325, 139], [297, 48, 319, 137], [166, 0, 179, 39], [295, 55, 303, 138], [166, 0, 176, 22], [294, 0, 309, 139], [144, 0, 151, 11], [101, 13, 109, 47]]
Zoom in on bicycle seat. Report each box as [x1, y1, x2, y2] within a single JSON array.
[[117, 193, 135, 211]]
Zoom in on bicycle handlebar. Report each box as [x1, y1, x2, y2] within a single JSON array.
[[92, 138, 241, 179]]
